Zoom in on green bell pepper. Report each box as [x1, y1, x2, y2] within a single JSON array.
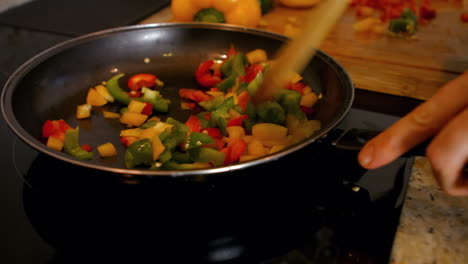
[[105, 74, 169, 112], [124, 138, 153, 168], [188, 147, 225, 167], [63, 127, 94, 161], [193, 8, 225, 23], [256, 101, 286, 125], [184, 131, 215, 150]]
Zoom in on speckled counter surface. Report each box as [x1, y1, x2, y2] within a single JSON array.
[[390, 157, 468, 264]]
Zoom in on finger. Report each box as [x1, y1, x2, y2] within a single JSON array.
[[358, 72, 468, 169], [426, 106, 468, 196]]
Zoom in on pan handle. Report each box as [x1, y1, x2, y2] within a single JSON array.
[[327, 128, 428, 157]]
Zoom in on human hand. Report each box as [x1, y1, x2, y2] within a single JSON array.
[[358, 71, 468, 196]]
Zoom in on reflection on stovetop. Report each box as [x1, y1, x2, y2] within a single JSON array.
[[16, 123, 412, 264]]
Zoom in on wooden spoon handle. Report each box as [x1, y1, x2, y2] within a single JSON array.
[[254, 0, 350, 103]]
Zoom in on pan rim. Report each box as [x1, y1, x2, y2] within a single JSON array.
[[1, 23, 354, 178]]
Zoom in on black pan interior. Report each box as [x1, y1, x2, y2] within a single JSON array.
[[2, 24, 354, 175]]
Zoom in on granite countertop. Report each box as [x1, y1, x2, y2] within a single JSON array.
[[390, 157, 468, 264]]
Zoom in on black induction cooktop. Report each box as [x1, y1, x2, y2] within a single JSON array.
[[0, 2, 424, 262]]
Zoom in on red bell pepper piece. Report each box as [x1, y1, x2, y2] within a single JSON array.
[[81, 144, 93, 152], [202, 127, 224, 150], [192, 90, 212, 102], [120, 136, 138, 147], [141, 102, 153, 115], [179, 88, 197, 101], [195, 60, 222, 88], [287, 82, 306, 95], [301, 106, 316, 116], [185, 115, 202, 132], [226, 45, 237, 58], [227, 115, 248, 127], [128, 90, 141, 98], [127, 73, 157, 91], [240, 64, 264, 83], [222, 138, 247, 165], [237, 90, 250, 113], [179, 88, 212, 102], [42, 119, 72, 139]]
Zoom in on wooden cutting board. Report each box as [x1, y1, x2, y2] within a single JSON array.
[[140, 1, 468, 101]]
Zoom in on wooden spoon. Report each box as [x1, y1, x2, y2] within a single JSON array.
[[253, 0, 350, 104]]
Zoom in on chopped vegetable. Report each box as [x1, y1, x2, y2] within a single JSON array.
[[97, 142, 117, 157], [86, 87, 107, 106], [127, 73, 157, 91], [63, 127, 93, 160], [46, 46, 322, 170]]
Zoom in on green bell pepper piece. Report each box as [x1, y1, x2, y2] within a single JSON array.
[[188, 147, 225, 167], [217, 53, 248, 91], [139, 120, 158, 129], [106, 73, 132, 105], [247, 70, 263, 95], [209, 96, 234, 127], [193, 8, 225, 23], [63, 127, 94, 161], [184, 132, 215, 150], [124, 138, 153, 168], [142, 89, 169, 112], [256, 101, 286, 125], [105, 73, 169, 112], [276, 89, 306, 120]]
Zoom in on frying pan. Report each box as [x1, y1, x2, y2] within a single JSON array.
[[1, 23, 354, 177]]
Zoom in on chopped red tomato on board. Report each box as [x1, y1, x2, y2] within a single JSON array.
[[127, 73, 157, 91]]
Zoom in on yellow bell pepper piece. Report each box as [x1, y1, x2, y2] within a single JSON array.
[[76, 104, 92, 119], [97, 142, 118, 157], [252, 123, 288, 142], [120, 112, 148, 127], [171, 0, 262, 28], [46, 136, 64, 151], [86, 87, 107, 106]]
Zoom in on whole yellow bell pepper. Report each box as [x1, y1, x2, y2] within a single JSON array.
[[171, 0, 262, 28]]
